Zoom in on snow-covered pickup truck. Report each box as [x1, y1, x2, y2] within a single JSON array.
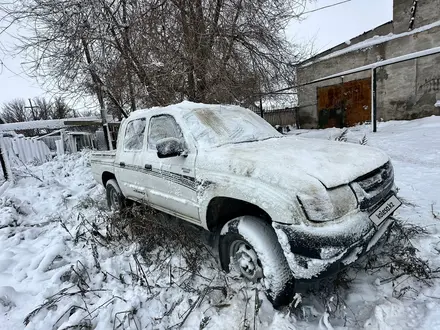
[[90, 102, 400, 306]]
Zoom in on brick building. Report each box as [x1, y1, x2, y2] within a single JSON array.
[[297, 0, 440, 128]]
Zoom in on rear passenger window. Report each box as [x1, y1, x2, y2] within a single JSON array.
[[124, 118, 146, 151]]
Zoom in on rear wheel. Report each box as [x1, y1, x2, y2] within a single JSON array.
[[219, 216, 295, 308], [106, 179, 126, 211]]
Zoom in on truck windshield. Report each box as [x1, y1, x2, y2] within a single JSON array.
[[183, 107, 282, 148]]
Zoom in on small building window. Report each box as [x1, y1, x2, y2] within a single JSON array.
[[124, 118, 146, 151], [148, 115, 183, 150]]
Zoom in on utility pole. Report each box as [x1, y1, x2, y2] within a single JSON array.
[[25, 99, 40, 135], [81, 37, 112, 150], [24, 99, 40, 120]]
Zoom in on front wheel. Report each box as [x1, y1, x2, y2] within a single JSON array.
[[219, 216, 295, 308]]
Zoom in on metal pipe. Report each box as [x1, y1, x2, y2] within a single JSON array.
[[263, 46, 440, 96], [371, 68, 377, 132]]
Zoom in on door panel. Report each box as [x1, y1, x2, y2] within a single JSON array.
[[115, 118, 148, 201], [144, 150, 199, 221], [144, 115, 199, 222]]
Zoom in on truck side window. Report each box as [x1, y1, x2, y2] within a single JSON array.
[[124, 118, 146, 151], [148, 115, 183, 150]]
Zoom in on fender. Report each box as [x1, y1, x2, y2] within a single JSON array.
[[197, 172, 307, 229]]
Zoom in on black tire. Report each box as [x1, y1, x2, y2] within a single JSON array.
[[106, 179, 126, 211], [219, 216, 295, 308]]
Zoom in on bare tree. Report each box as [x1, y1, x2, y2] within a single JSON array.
[[52, 97, 75, 119], [1, 0, 312, 113], [0, 97, 75, 122], [33, 97, 52, 120], [1, 99, 29, 123]]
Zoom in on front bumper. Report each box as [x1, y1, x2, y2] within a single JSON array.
[[272, 211, 394, 280]]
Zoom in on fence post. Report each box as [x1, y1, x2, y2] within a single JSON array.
[[259, 97, 264, 118], [0, 137, 13, 182], [0, 138, 7, 180], [295, 107, 300, 129]]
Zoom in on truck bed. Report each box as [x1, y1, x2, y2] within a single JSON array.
[[90, 151, 117, 185]]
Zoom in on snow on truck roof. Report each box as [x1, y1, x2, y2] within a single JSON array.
[[128, 101, 248, 119], [128, 101, 281, 148]]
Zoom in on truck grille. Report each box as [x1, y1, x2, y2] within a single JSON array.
[[350, 161, 394, 211]]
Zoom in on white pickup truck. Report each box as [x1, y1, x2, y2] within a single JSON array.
[[91, 102, 400, 306]]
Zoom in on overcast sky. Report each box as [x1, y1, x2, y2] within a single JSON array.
[[287, 0, 393, 54], [0, 0, 394, 110]]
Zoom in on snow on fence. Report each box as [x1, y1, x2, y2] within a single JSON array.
[[0, 117, 102, 132], [0, 135, 51, 183], [2, 136, 51, 166]]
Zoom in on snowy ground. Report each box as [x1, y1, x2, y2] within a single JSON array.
[[0, 116, 440, 329]]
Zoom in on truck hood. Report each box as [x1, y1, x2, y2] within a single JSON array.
[[199, 136, 389, 189]]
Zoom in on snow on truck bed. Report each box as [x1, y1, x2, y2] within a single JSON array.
[[0, 116, 440, 329]]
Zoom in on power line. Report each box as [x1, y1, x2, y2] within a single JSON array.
[[0, 59, 34, 84], [0, 59, 22, 77], [303, 0, 352, 15]]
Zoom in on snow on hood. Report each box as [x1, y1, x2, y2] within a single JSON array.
[[199, 136, 389, 189]]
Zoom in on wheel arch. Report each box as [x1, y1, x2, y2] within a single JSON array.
[[199, 178, 304, 230], [102, 171, 116, 187], [205, 196, 272, 232]]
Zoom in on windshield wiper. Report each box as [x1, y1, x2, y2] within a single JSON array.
[[216, 136, 280, 147]]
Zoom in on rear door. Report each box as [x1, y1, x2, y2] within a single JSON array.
[[115, 117, 148, 201], [143, 114, 200, 223]]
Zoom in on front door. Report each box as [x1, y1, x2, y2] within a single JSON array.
[[144, 114, 200, 223]]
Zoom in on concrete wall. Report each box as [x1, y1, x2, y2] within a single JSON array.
[[300, 21, 393, 68], [297, 21, 440, 128], [393, 0, 440, 34]]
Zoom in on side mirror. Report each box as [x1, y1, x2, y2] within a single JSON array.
[[156, 137, 185, 158]]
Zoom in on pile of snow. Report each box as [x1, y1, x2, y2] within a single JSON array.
[[0, 152, 287, 329], [0, 116, 440, 329]]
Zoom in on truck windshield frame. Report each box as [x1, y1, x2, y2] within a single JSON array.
[[183, 108, 282, 148]]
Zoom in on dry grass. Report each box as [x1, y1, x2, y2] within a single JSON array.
[[23, 202, 226, 328], [292, 218, 435, 326], [107, 204, 216, 274]]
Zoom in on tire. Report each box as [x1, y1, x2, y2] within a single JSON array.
[[106, 179, 126, 211], [219, 216, 295, 308]]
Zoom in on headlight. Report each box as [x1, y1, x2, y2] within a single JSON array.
[[297, 185, 358, 222]]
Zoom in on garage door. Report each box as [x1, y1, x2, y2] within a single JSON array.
[[317, 78, 371, 128]]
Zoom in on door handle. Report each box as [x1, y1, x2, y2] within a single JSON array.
[[144, 164, 152, 170], [119, 162, 125, 167]]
